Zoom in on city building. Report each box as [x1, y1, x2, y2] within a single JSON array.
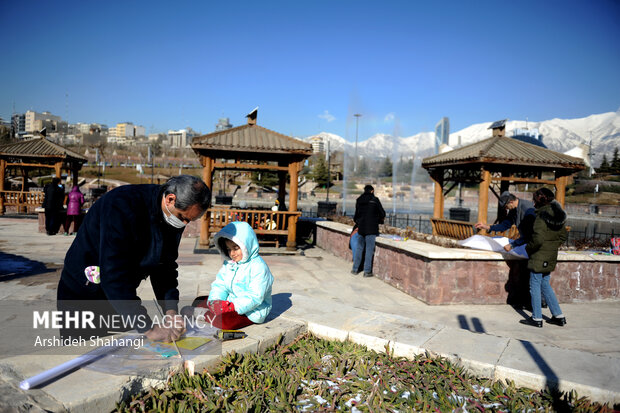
[[115, 122, 145, 138], [511, 127, 545, 148], [25, 110, 61, 133], [167, 128, 195, 148], [435, 117, 450, 154], [107, 136, 130, 145], [309, 136, 325, 153], [11, 113, 25, 139], [75, 123, 92, 134], [215, 118, 233, 131]]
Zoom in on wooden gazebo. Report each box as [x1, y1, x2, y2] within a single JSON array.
[[421, 129, 586, 239], [0, 138, 87, 214], [191, 110, 313, 250]]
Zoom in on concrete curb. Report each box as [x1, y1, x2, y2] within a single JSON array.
[[302, 317, 620, 406]]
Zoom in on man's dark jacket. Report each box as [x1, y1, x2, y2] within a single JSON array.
[[490, 198, 535, 247], [354, 192, 386, 236], [59, 184, 183, 332]]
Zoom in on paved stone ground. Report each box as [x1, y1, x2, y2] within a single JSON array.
[[0, 216, 619, 411]]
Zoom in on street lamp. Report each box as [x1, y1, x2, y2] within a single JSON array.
[[354, 113, 362, 173]]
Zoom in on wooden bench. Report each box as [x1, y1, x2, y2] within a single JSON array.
[[207, 208, 301, 248], [431, 218, 520, 240]]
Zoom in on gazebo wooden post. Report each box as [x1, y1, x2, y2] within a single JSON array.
[[200, 156, 214, 246], [20, 167, 28, 213], [71, 164, 79, 186], [477, 169, 491, 233], [0, 159, 5, 215], [277, 167, 287, 209], [431, 170, 444, 219], [499, 175, 510, 197], [554, 174, 568, 208], [286, 161, 300, 251], [54, 161, 62, 179]]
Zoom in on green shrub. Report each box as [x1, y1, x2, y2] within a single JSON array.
[[115, 334, 612, 412]]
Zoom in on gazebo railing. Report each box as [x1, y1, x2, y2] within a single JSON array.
[[431, 218, 519, 240], [1, 190, 46, 210], [207, 208, 301, 247]]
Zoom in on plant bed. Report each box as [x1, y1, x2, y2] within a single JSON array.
[[115, 334, 613, 412], [329, 215, 464, 249]]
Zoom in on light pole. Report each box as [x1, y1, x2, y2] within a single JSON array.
[[354, 113, 362, 173]]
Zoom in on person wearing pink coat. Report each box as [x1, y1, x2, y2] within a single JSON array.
[[64, 185, 85, 235]]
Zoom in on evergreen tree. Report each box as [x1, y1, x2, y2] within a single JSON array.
[[378, 157, 393, 177], [0, 124, 12, 145], [397, 158, 413, 179], [357, 157, 370, 176], [251, 171, 280, 187], [599, 154, 610, 173], [612, 147, 620, 174], [312, 156, 330, 188]]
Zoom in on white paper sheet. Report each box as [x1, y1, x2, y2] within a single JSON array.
[[458, 235, 528, 258]]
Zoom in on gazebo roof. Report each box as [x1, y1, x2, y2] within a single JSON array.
[[192, 124, 313, 160], [422, 135, 585, 171], [0, 138, 87, 163]]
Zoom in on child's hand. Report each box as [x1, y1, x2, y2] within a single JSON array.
[[208, 300, 235, 314]]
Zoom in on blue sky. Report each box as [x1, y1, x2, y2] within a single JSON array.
[[1, 0, 619, 140]]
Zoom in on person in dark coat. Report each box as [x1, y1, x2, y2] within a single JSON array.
[[57, 175, 211, 342], [476, 191, 538, 308], [43, 177, 65, 235], [475, 191, 535, 251], [520, 187, 567, 328], [352, 185, 385, 277]]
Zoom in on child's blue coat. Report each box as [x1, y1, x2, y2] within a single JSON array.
[[209, 221, 274, 323]]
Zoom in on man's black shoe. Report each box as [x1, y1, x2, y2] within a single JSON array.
[[519, 317, 543, 328], [546, 316, 566, 326], [363, 272, 373, 278], [350, 270, 359, 275]]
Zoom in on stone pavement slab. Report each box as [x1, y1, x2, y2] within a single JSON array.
[[0, 216, 619, 410]]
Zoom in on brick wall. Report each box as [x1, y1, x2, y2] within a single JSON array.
[[317, 222, 620, 305]]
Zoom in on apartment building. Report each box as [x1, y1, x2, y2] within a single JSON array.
[[25, 110, 62, 133]]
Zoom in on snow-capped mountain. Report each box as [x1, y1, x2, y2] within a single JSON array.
[[305, 111, 620, 165]]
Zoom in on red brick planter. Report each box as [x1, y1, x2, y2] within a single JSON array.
[[317, 221, 620, 305]]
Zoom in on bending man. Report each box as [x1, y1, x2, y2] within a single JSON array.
[[57, 175, 211, 342]]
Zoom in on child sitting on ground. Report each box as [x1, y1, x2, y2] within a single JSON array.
[[190, 221, 274, 330]]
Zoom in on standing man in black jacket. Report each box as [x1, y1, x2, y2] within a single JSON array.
[[352, 185, 386, 277], [43, 177, 65, 235], [57, 175, 211, 342]]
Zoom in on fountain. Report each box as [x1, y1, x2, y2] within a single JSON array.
[[409, 156, 419, 214], [392, 118, 400, 215]]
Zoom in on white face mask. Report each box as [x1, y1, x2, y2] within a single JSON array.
[[164, 200, 187, 229]]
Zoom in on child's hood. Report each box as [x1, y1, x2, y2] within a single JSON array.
[[213, 221, 260, 264]]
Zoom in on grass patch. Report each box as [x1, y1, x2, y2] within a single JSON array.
[[80, 166, 202, 185], [115, 334, 613, 412]]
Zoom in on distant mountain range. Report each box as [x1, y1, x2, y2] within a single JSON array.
[[305, 111, 620, 166]]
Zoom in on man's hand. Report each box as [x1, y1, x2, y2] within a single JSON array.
[[475, 222, 490, 231], [504, 244, 512, 252], [144, 310, 186, 342]]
